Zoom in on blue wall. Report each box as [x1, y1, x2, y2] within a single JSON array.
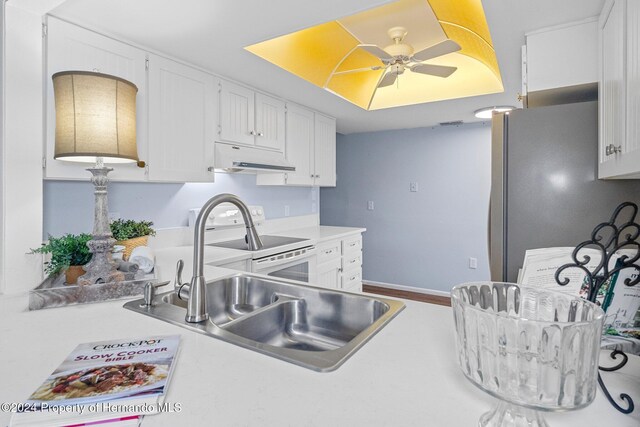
[[44, 173, 318, 237], [320, 123, 492, 293]]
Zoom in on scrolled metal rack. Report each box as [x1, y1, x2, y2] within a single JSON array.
[[554, 201, 639, 415]]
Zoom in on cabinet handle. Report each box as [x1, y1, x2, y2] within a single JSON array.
[[258, 131, 264, 137], [315, 174, 320, 178], [325, 250, 332, 254], [349, 242, 357, 247], [350, 259, 357, 264], [350, 276, 357, 281], [606, 144, 622, 155], [310, 174, 314, 178], [249, 130, 256, 136], [207, 167, 214, 172]]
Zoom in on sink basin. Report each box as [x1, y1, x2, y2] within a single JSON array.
[[124, 273, 404, 371]]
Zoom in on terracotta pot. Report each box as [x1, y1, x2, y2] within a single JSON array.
[[117, 235, 149, 261], [65, 265, 85, 285]]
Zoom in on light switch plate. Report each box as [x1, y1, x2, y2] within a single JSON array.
[[410, 182, 418, 192], [469, 257, 478, 269], [367, 201, 374, 211]]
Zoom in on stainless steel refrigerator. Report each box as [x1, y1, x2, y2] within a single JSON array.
[[489, 101, 640, 282]]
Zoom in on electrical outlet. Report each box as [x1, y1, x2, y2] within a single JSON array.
[[410, 182, 418, 192], [367, 201, 374, 211], [284, 205, 290, 217], [469, 257, 478, 269]]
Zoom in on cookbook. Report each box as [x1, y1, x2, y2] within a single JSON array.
[[11, 335, 181, 427]]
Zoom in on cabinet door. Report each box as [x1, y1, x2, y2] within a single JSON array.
[[255, 93, 285, 152], [599, 0, 625, 173], [624, 0, 640, 170], [147, 55, 215, 182], [219, 80, 255, 146], [316, 258, 342, 289], [284, 104, 314, 185], [46, 17, 148, 181], [313, 114, 337, 187]]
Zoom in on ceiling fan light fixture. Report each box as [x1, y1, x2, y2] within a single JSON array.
[[474, 106, 516, 119]]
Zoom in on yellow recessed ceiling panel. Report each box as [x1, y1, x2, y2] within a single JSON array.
[[245, 0, 503, 110]]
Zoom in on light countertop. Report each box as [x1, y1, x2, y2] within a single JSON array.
[[1, 225, 638, 426], [0, 265, 638, 426]]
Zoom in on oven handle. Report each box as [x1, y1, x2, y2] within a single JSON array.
[[253, 246, 317, 269]]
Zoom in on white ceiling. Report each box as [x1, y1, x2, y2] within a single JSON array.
[[50, 0, 605, 134]]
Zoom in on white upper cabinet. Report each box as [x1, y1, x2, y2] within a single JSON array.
[[255, 93, 286, 151], [525, 19, 598, 93], [219, 81, 255, 146], [45, 17, 148, 181], [282, 104, 315, 186], [314, 114, 337, 187], [257, 105, 336, 187], [218, 80, 285, 152], [147, 54, 216, 182], [45, 18, 333, 183], [599, 0, 640, 179]]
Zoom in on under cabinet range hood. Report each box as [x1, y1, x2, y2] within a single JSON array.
[[214, 143, 295, 173]]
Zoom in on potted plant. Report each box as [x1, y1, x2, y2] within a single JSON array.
[[31, 233, 93, 284], [110, 219, 156, 260]]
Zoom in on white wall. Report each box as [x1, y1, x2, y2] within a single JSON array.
[[320, 123, 492, 294], [1, 4, 45, 294]]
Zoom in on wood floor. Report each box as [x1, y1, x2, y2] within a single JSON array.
[[362, 283, 451, 307]]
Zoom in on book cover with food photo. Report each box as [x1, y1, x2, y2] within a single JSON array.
[[11, 335, 181, 427]]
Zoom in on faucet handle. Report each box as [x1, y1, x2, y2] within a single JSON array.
[[175, 259, 184, 290], [175, 259, 190, 300]]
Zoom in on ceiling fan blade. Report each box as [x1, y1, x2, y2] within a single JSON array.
[[377, 72, 397, 88], [410, 63, 457, 78], [358, 44, 394, 61], [333, 66, 384, 75], [412, 39, 461, 62]]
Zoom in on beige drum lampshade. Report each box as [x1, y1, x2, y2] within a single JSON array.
[[52, 71, 139, 163]]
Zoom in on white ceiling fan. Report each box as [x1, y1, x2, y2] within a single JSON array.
[[335, 26, 461, 88]]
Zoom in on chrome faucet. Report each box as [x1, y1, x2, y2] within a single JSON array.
[[179, 193, 263, 323]]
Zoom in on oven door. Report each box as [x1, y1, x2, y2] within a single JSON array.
[[251, 246, 317, 283]]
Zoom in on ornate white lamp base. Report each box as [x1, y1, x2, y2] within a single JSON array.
[[77, 164, 124, 285]]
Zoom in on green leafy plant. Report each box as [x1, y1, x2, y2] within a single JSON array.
[[110, 219, 156, 241], [31, 233, 93, 275]]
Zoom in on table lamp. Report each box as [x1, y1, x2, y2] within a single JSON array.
[[52, 71, 139, 285]]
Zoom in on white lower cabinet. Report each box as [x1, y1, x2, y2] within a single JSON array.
[[316, 257, 342, 289], [147, 54, 216, 182], [314, 234, 363, 292]]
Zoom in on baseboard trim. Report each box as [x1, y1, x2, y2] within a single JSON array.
[[363, 280, 451, 297], [363, 281, 451, 307]]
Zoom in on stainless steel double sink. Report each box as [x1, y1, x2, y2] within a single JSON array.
[[124, 274, 405, 371]]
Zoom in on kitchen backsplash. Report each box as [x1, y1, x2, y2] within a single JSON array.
[[43, 173, 319, 238]]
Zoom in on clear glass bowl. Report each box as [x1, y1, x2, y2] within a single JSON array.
[[451, 282, 604, 427]]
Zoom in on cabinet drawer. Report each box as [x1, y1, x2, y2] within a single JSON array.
[[342, 235, 362, 254], [342, 251, 362, 270], [317, 240, 341, 264], [341, 268, 362, 291]]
